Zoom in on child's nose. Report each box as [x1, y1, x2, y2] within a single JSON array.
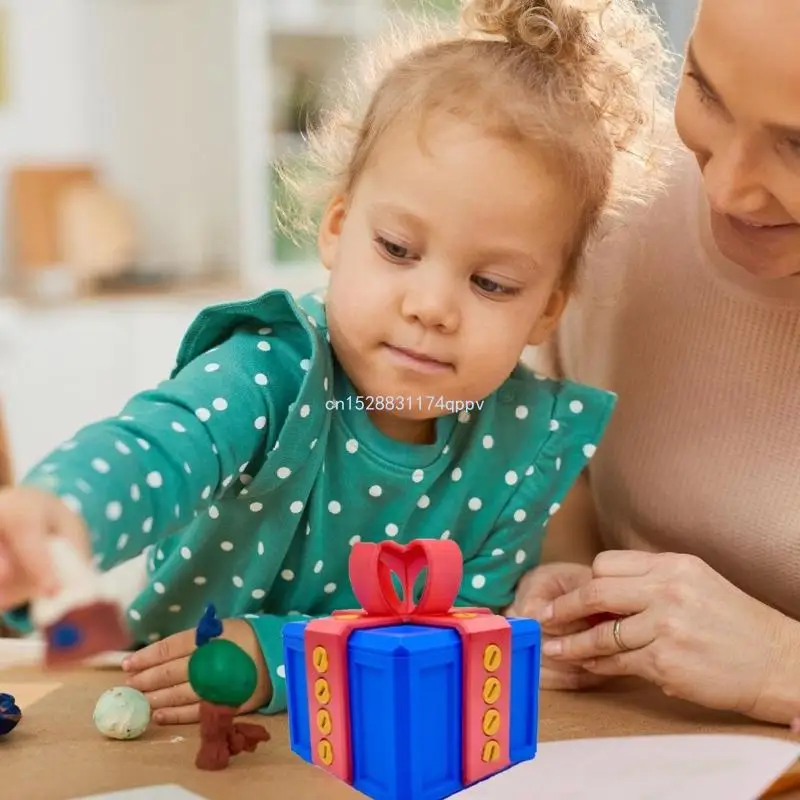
[[401, 280, 459, 331]]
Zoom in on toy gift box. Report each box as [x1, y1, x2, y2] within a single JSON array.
[[283, 539, 541, 800]]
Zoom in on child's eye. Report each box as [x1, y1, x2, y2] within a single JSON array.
[[472, 275, 518, 296], [375, 236, 413, 261]]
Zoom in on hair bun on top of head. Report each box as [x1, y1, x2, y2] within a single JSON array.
[[460, 0, 592, 60], [460, 0, 675, 152]]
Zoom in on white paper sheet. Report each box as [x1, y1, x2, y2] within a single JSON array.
[[452, 734, 800, 800], [70, 786, 207, 800]]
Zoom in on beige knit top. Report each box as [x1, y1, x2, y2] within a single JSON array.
[[535, 150, 800, 619]]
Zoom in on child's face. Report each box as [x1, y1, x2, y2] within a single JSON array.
[[318, 116, 578, 441]]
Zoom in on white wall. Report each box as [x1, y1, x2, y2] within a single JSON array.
[[650, 0, 697, 51], [0, 0, 95, 277], [0, 0, 242, 282], [5, 295, 219, 475], [84, 0, 240, 275]]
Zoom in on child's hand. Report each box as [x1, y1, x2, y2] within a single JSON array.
[[122, 618, 271, 724], [0, 486, 92, 610], [508, 562, 610, 691]]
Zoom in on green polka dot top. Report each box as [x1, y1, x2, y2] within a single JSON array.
[[18, 290, 616, 713]]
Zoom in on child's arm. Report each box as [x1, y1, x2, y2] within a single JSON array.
[[456, 379, 616, 613], [455, 519, 546, 615], [238, 611, 324, 715], [19, 325, 296, 572], [123, 611, 327, 720]]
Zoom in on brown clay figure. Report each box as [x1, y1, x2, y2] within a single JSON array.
[[188, 605, 270, 770]]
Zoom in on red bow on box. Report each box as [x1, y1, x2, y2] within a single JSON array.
[[303, 539, 512, 787], [339, 537, 476, 619]]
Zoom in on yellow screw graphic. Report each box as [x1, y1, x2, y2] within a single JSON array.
[[483, 644, 502, 672], [314, 678, 331, 704], [482, 676, 501, 704], [318, 739, 334, 765], [313, 646, 329, 673], [482, 708, 501, 736], [317, 708, 332, 735], [481, 740, 500, 762]]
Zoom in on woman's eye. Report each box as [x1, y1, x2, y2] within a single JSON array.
[[376, 236, 411, 260], [687, 71, 720, 110]]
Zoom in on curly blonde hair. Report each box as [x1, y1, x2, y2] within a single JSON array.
[[278, 0, 675, 282]]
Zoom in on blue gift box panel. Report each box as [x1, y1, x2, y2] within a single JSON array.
[[283, 617, 540, 800]]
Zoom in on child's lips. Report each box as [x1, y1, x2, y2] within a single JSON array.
[[383, 344, 453, 373]]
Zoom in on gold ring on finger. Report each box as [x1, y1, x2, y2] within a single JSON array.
[[612, 617, 632, 652]]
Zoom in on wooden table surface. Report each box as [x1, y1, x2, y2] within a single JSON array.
[[1, 662, 798, 800]]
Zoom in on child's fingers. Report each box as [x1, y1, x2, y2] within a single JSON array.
[[55, 498, 95, 560], [152, 703, 200, 726], [122, 629, 196, 673], [145, 681, 198, 711], [0, 506, 56, 595], [0, 575, 35, 611], [0, 541, 11, 581], [126, 655, 190, 693], [0, 540, 27, 608]]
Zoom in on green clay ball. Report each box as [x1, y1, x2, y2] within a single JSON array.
[[188, 639, 257, 707], [93, 686, 151, 740]]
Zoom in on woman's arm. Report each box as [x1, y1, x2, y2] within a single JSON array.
[[540, 471, 603, 566]]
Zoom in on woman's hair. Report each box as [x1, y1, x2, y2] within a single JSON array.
[[278, 0, 676, 284]]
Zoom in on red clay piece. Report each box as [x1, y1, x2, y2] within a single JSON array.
[[44, 600, 131, 668]]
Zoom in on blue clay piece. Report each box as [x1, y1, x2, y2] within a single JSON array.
[[93, 686, 151, 740], [195, 603, 223, 647], [0, 692, 21, 736], [52, 622, 82, 649]]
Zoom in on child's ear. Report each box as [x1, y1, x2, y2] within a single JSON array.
[[527, 286, 568, 346], [318, 195, 348, 271]]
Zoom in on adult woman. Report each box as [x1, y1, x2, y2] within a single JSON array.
[[509, 0, 800, 725]]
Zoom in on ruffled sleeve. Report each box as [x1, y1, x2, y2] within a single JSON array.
[[518, 375, 616, 530], [456, 373, 616, 611], [140, 287, 335, 498]]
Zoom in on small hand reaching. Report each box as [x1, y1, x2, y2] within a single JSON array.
[[508, 562, 611, 691], [122, 618, 271, 724], [0, 486, 92, 611]]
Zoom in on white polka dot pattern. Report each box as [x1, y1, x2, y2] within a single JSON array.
[[20, 290, 615, 718]]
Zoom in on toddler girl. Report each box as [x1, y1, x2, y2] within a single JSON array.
[[0, 0, 669, 722]]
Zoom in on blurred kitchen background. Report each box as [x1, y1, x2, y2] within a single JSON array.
[[0, 0, 695, 478]]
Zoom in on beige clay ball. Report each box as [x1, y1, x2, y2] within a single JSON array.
[[93, 686, 151, 740]]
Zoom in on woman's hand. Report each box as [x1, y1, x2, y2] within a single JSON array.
[[508, 562, 612, 691], [122, 618, 271, 724], [540, 550, 799, 722]]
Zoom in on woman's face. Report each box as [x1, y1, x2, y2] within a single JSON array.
[[674, 0, 800, 279]]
